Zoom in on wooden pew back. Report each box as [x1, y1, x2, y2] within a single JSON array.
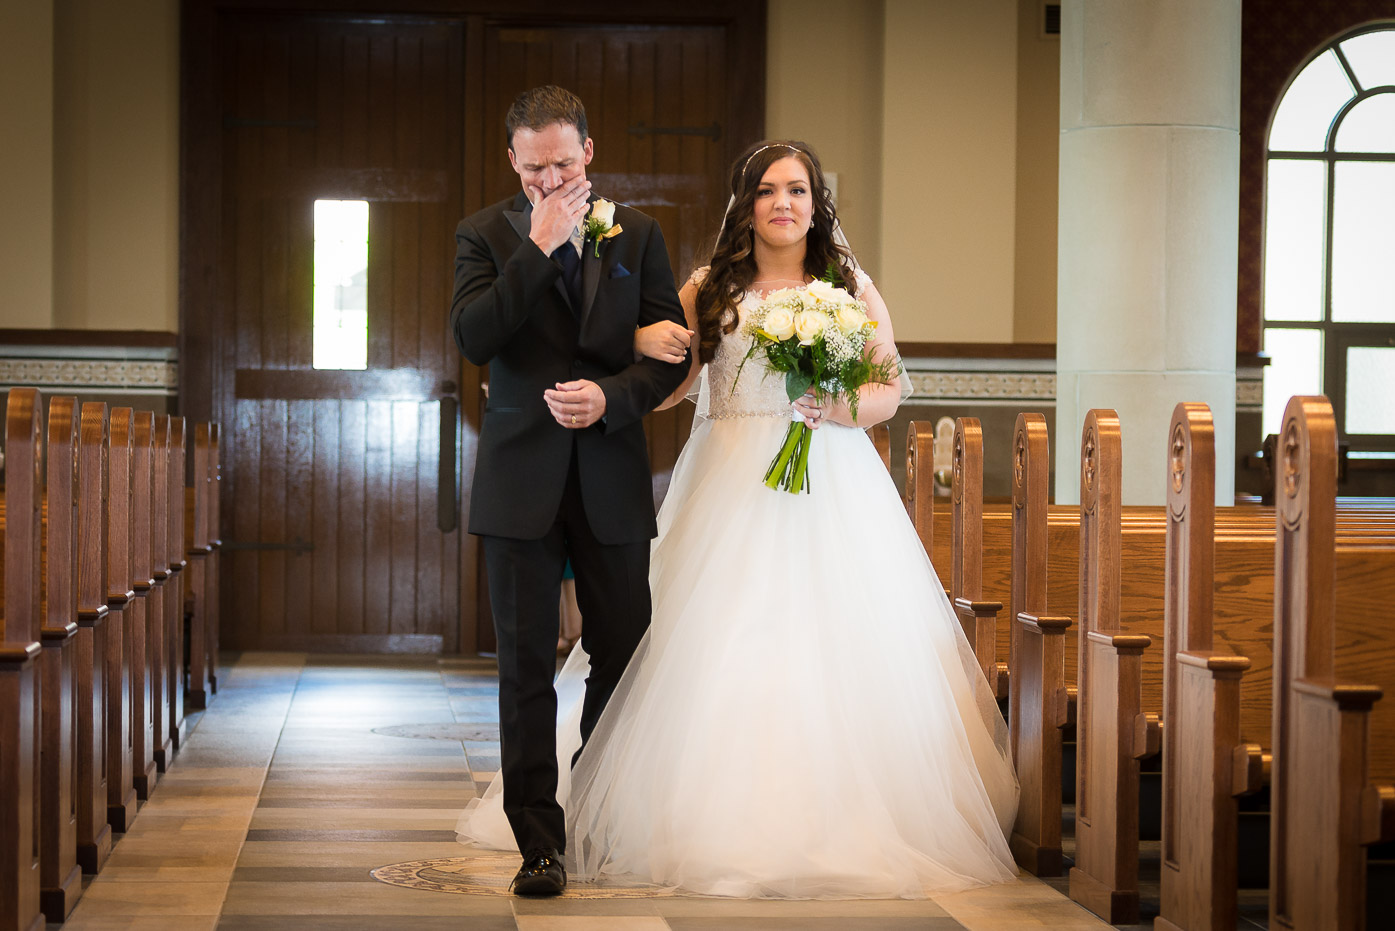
[[950, 418, 1005, 696], [1007, 412, 1072, 876], [1, 386, 44, 931], [1270, 395, 1395, 930], [1069, 408, 1150, 923]]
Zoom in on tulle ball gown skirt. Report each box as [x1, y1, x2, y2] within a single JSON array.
[[459, 414, 1020, 899]]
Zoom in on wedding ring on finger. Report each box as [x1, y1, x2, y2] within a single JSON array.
[[571, 414, 577, 425]]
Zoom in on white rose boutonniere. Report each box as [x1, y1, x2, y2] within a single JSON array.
[[582, 198, 623, 257]]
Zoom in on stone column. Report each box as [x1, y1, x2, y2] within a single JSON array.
[[1056, 0, 1240, 505]]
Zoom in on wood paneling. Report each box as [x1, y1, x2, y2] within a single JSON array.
[[216, 15, 463, 652]]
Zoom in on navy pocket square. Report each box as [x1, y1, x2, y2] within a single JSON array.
[[608, 264, 631, 279]]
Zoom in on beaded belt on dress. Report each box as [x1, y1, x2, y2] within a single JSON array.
[[705, 408, 791, 421]]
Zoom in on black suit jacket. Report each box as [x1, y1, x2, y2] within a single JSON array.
[[451, 191, 688, 544]]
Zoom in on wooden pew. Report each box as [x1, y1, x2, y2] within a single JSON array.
[[1007, 412, 1073, 876], [129, 411, 158, 800], [165, 417, 188, 755], [950, 418, 1005, 698], [1270, 396, 1395, 930], [1, 386, 45, 931], [150, 415, 175, 772], [1062, 400, 1395, 930], [186, 423, 214, 709], [905, 421, 935, 556], [1153, 402, 1251, 931], [105, 407, 138, 832], [38, 397, 82, 920], [74, 402, 112, 873], [1069, 409, 1151, 923]]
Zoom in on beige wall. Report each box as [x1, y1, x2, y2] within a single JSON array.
[[0, 0, 56, 329], [765, 0, 886, 282], [53, 0, 180, 332], [767, 0, 1058, 344]]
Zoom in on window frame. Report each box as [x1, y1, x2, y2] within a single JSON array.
[[1263, 23, 1395, 455]]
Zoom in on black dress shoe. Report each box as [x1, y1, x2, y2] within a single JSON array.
[[511, 848, 566, 896]]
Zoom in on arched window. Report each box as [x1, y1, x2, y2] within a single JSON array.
[[1263, 25, 1395, 455]]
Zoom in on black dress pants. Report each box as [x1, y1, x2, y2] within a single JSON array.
[[481, 449, 651, 855]]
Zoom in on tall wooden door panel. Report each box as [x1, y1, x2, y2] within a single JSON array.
[[219, 15, 463, 652]]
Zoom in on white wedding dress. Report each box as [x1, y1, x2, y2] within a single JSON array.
[[457, 270, 1020, 898]]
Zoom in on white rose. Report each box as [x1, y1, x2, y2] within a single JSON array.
[[762, 306, 797, 341], [590, 198, 616, 228], [835, 303, 867, 334], [806, 279, 840, 303], [794, 309, 827, 345]]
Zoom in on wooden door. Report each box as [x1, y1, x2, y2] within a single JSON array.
[[217, 14, 463, 653]]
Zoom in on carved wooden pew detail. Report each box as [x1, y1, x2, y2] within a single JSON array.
[[150, 415, 174, 772], [951, 417, 1005, 698], [129, 412, 159, 800], [1, 386, 45, 931], [105, 408, 138, 832], [1154, 403, 1250, 931], [905, 421, 935, 557], [38, 397, 82, 921], [1008, 412, 1072, 876], [165, 417, 188, 753], [1270, 396, 1395, 930], [1069, 409, 1151, 923], [74, 402, 112, 874]]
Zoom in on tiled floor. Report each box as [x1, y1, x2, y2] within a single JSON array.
[[56, 652, 1119, 930]]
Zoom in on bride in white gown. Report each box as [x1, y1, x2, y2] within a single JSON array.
[[458, 139, 1019, 899]]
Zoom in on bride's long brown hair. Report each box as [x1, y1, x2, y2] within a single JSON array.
[[694, 140, 856, 363]]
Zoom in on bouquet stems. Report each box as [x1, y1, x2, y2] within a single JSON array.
[[764, 421, 813, 493]]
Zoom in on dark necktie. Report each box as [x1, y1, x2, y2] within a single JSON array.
[[551, 242, 582, 314]]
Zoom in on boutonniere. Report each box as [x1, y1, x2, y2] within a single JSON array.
[[582, 198, 623, 257]]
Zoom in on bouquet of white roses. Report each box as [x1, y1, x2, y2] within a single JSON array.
[[736, 269, 901, 493]]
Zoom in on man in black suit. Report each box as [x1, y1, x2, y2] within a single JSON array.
[[450, 86, 689, 896]]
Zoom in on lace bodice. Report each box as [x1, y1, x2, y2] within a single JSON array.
[[693, 266, 872, 420]]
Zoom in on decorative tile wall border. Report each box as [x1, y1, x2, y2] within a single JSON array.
[[907, 370, 1057, 402], [905, 364, 1267, 411], [0, 358, 178, 392]]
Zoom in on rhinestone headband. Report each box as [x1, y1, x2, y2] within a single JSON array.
[[741, 143, 800, 175]]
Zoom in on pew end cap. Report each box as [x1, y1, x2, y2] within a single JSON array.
[[1177, 650, 1251, 676], [1231, 742, 1271, 796], [954, 597, 1003, 618], [1292, 676, 1382, 711], [39, 621, 80, 641], [1017, 612, 1072, 633], [1362, 784, 1395, 846], [1133, 712, 1162, 759], [1086, 630, 1151, 655]]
